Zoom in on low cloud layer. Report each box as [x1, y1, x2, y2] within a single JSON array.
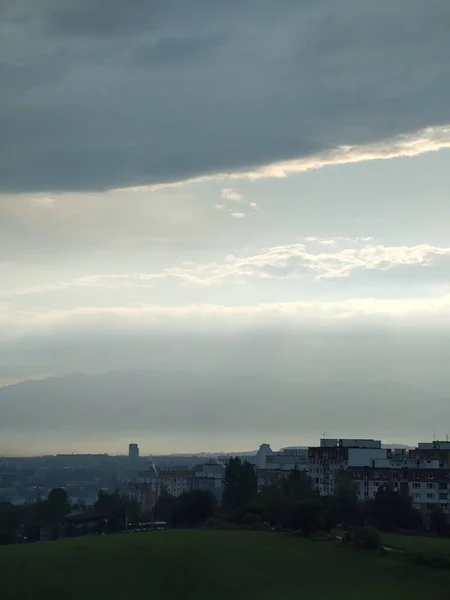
[[3, 237, 449, 295], [1, 0, 450, 192]]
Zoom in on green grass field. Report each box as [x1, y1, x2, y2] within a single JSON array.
[[1, 531, 450, 599], [383, 532, 450, 555]]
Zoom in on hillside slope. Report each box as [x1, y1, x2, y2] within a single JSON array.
[[0, 530, 449, 599]]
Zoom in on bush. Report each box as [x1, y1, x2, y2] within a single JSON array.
[[203, 517, 223, 530], [239, 522, 268, 531], [352, 527, 382, 550], [202, 517, 236, 530], [241, 513, 264, 526], [310, 531, 333, 542], [238, 513, 270, 531], [227, 503, 268, 525]]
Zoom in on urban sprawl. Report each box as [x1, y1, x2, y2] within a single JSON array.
[[2, 437, 450, 526]]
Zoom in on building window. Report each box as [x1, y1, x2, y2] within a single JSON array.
[[427, 483, 435, 489], [412, 482, 421, 489], [373, 482, 380, 487], [426, 493, 435, 499], [414, 473, 420, 479], [414, 493, 420, 499], [392, 473, 398, 479]]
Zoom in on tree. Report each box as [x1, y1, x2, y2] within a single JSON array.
[[0, 502, 21, 545], [155, 489, 178, 524], [257, 470, 317, 527], [370, 484, 417, 531], [94, 489, 141, 532], [223, 458, 257, 510], [430, 504, 450, 537], [258, 484, 290, 526], [331, 471, 361, 527], [283, 499, 326, 535], [282, 468, 317, 504], [47, 488, 69, 521], [172, 490, 216, 527]]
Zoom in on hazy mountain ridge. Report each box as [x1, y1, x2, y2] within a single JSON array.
[[0, 371, 446, 447]]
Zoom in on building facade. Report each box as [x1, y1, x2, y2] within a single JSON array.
[[128, 467, 159, 514]]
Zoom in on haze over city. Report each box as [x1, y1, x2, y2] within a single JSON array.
[[1, 1, 450, 456]]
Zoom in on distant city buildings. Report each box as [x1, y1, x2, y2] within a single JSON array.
[[256, 438, 450, 526], [2, 437, 450, 528], [127, 458, 225, 513], [122, 438, 450, 525]]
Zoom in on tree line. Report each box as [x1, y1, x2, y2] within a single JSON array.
[[155, 458, 449, 537], [0, 487, 142, 544]]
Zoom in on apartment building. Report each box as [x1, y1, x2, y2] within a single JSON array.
[[258, 439, 384, 495], [192, 460, 224, 502], [128, 468, 159, 514], [410, 441, 450, 468], [131, 460, 225, 503], [159, 468, 193, 497]]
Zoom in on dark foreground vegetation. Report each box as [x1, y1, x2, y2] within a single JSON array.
[[1, 530, 450, 600]]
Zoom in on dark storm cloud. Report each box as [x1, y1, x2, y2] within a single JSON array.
[[1, 0, 449, 192]]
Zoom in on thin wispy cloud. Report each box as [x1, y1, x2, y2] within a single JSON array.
[[3, 239, 450, 298], [31, 196, 56, 206], [221, 188, 243, 202], [215, 187, 257, 218]]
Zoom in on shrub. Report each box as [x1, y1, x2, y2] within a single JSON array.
[[310, 531, 332, 542], [203, 517, 222, 530], [241, 513, 264, 526], [352, 526, 381, 550], [239, 522, 268, 531]]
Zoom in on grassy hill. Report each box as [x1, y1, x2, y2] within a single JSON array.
[[383, 532, 450, 554], [1, 530, 450, 599]]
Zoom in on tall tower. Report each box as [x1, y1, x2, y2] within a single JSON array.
[[256, 443, 273, 469], [129, 443, 139, 460]]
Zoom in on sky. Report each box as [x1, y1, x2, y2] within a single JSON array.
[[1, 1, 450, 454]]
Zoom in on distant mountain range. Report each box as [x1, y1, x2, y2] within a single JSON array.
[[0, 371, 447, 446]]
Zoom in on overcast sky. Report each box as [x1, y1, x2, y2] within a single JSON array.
[[1, 1, 450, 454]]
